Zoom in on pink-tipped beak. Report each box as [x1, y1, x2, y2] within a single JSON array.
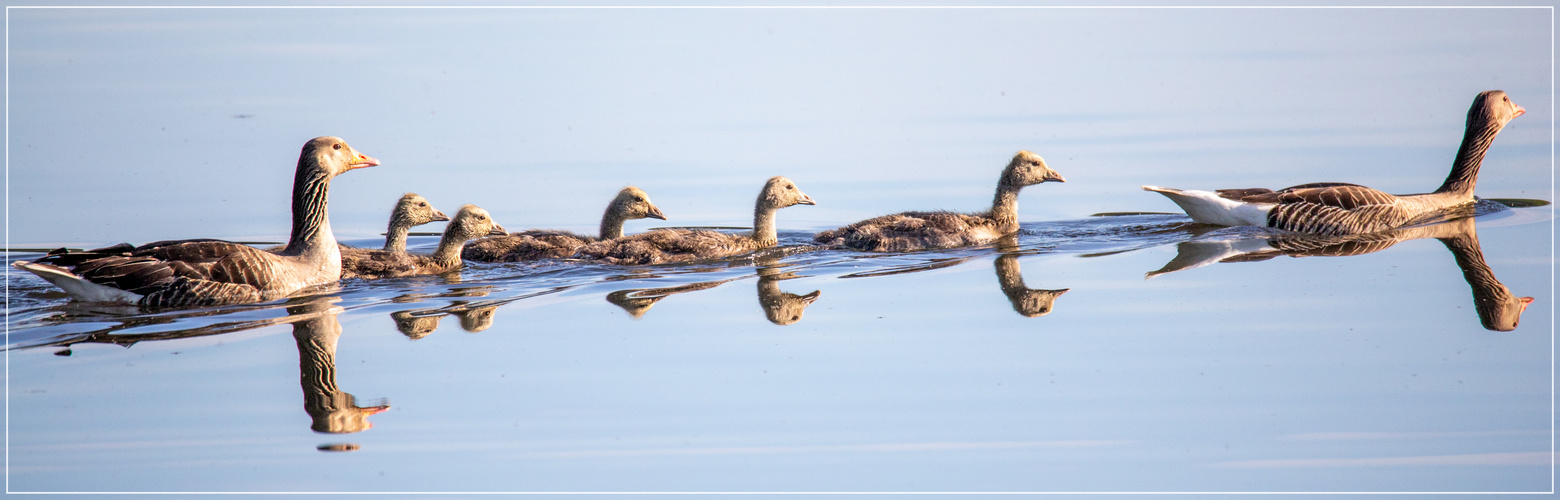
[[349, 153, 381, 170], [1513, 104, 1526, 118]]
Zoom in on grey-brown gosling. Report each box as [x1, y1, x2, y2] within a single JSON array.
[[814, 150, 1065, 252], [338, 193, 449, 278], [574, 176, 816, 265], [14, 136, 378, 307], [1143, 90, 1524, 236], [463, 186, 666, 262], [341, 205, 505, 279]]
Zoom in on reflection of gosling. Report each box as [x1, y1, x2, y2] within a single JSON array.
[[756, 267, 820, 325], [575, 177, 816, 265], [994, 254, 1069, 318], [815, 151, 1064, 252], [465, 187, 667, 262], [605, 280, 734, 319], [454, 306, 497, 332], [391, 310, 443, 340], [343, 205, 507, 279]]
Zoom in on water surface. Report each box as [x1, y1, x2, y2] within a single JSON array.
[[5, 5, 1553, 494]]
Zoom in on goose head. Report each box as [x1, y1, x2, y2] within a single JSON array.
[[392, 193, 450, 228], [1471, 90, 1526, 130], [445, 205, 508, 241], [757, 176, 817, 210], [610, 186, 668, 221], [1001, 150, 1065, 188], [302, 136, 379, 178]]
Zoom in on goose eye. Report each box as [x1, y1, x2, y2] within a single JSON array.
[[786, 185, 794, 190], [333, 143, 342, 151]]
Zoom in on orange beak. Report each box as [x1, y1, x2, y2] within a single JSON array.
[[1513, 105, 1526, 118], [349, 153, 380, 170]]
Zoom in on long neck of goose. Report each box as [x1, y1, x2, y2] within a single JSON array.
[[383, 222, 410, 252], [285, 161, 334, 254], [599, 207, 626, 240], [1437, 226, 1517, 330], [994, 254, 1025, 294], [753, 205, 779, 247], [990, 183, 1022, 228], [1435, 115, 1505, 197], [432, 230, 469, 269]]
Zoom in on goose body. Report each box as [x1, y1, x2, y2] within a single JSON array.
[[1143, 90, 1525, 236], [574, 177, 815, 265], [340, 205, 506, 279], [463, 187, 666, 262], [15, 137, 377, 307], [814, 151, 1065, 252]]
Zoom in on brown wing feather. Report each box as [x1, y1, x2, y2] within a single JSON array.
[[574, 229, 754, 265], [1262, 184, 1408, 235]]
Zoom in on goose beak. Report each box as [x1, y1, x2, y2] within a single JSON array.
[[431, 209, 450, 222], [348, 153, 380, 170], [647, 204, 667, 221], [1513, 104, 1526, 118], [797, 192, 817, 206], [488, 223, 508, 236], [1046, 172, 1067, 183]]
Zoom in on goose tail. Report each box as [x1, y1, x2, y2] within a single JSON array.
[[13, 260, 143, 303], [1141, 185, 1272, 227]]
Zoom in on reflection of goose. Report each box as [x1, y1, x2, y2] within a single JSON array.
[[815, 151, 1065, 251], [289, 297, 389, 434], [1143, 91, 1525, 236], [464, 187, 667, 262], [14, 137, 377, 307], [576, 177, 816, 265], [340, 205, 507, 279], [1146, 214, 1533, 331], [756, 265, 821, 325]]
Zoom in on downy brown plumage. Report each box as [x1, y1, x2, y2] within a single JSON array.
[[814, 150, 1065, 252], [575, 177, 816, 265], [463, 186, 666, 262]]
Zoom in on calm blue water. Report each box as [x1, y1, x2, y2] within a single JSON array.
[[5, 6, 1554, 494]]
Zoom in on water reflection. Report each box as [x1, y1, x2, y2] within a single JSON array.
[[1146, 213, 1532, 331], [604, 262, 822, 325], [289, 297, 390, 435], [386, 285, 521, 338]]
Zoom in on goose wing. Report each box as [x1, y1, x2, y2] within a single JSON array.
[[1226, 184, 1407, 235]]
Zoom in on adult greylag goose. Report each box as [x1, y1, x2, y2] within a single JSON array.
[[13, 136, 377, 307], [1142, 90, 1525, 236], [814, 151, 1065, 252], [340, 205, 506, 279], [574, 176, 816, 265], [463, 186, 666, 262]]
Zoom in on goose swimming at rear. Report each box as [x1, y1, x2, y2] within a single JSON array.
[[574, 176, 816, 265], [814, 150, 1065, 252], [14, 136, 377, 307], [463, 186, 666, 262], [339, 205, 506, 279], [1143, 90, 1525, 236]]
